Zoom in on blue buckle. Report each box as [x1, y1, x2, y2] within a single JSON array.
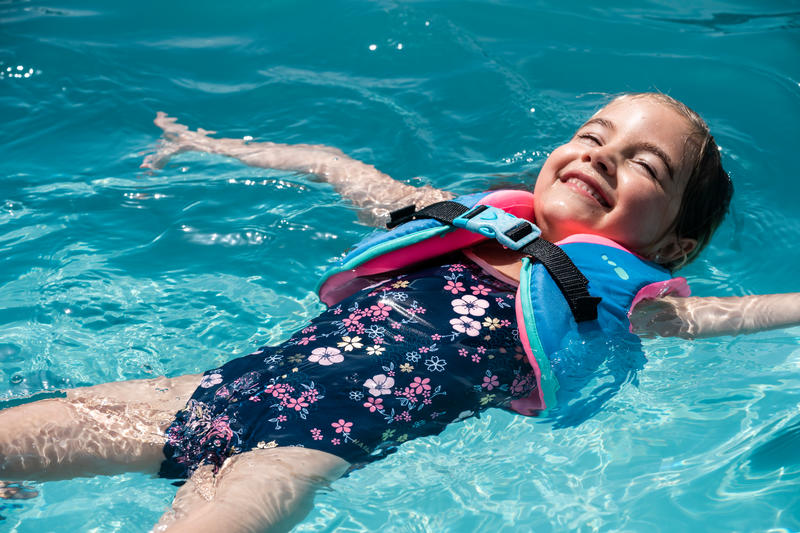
[[452, 205, 541, 250]]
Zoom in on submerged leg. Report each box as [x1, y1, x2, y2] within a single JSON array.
[[155, 447, 350, 533], [0, 374, 202, 481]]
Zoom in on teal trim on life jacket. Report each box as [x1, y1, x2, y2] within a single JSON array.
[[518, 257, 558, 408], [315, 225, 451, 295]]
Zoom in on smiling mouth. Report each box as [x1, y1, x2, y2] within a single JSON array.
[[563, 176, 610, 208]]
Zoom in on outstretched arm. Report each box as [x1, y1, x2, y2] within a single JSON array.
[[630, 293, 800, 339], [142, 113, 453, 226]]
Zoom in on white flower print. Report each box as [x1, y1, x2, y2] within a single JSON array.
[[450, 316, 482, 336], [363, 374, 395, 396], [199, 373, 223, 388], [308, 346, 344, 366], [424, 356, 447, 372], [337, 335, 363, 351], [349, 391, 364, 401], [451, 294, 489, 317], [366, 345, 385, 356]]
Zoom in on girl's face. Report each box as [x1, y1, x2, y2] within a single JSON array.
[[533, 97, 697, 261]]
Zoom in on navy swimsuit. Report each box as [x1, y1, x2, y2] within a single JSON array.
[[161, 259, 538, 478]]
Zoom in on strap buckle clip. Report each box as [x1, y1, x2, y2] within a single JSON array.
[[452, 205, 541, 250]]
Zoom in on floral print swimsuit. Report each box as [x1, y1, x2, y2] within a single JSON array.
[[160, 258, 538, 478]]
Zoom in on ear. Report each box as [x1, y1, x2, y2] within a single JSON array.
[[653, 237, 697, 265]]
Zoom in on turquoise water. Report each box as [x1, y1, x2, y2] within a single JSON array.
[[2, 0, 799, 530]]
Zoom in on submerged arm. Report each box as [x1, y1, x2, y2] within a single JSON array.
[[629, 293, 800, 339], [142, 113, 453, 226]]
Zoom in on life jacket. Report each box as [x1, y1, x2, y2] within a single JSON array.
[[318, 189, 689, 414]]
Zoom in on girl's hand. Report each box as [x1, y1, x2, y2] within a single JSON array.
[[140, 113, 453, 226], [629, 297, 690, 338], [630, 293, 800, 339], [141, 112, 216, 169]]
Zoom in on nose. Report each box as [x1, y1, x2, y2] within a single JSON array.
[[581, 146, 616, 176]]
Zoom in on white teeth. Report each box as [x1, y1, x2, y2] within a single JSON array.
[[566, 178, 607, 206]]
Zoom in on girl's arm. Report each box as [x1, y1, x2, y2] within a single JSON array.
[[142, 113, 453, 226], [629, 293, 800, 339]]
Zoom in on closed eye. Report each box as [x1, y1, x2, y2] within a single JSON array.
[[636, 160, 658, 180], [577, 133, 601, 144]]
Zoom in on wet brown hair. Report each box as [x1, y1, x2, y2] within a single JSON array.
[[609, 92, 733, 270]]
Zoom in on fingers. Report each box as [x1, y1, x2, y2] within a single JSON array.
[[141, 140, 185, 169], [153, 111, 190, 135]]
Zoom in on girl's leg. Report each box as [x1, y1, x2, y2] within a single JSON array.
[[154, 447, 350, 533], [0, 373, 202, 481]]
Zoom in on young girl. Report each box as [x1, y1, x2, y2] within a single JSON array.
[[1, 93, 798, 532]]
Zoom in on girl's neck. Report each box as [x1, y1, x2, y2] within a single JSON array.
[[463, 242, 523, 285]]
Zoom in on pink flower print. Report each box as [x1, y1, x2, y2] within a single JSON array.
[[302, 325, 317, 334], [391, 322, 401, 329], [374, 337, 385, 345], [423, 398, 432, 405], [342, 313, 363, 328], [470, 284, 490, 296], [431, 333, 441, 341], [395, 411, 412, 422], [410, 376, 431, 394], [451, 295, 490, 317], [369, 302, 392, 319], [448, 264, 465, 271], [394, 334, 404, 342], [265, 383, 288, 398], [418, 346, 429, 353], [310, 428, 323, 441], [333, 307, 342, 314], [277, 415, 287, 422], [301, 389, 320, 404], [514, 346, 525, 360], [444, 280, 466, 294], [364, 397, 384, 412], [331, 438, 341, 445], [458, 348, 468, 357], [199, 415, 233, 446], [283, 396, 309, 411], [511, 374, 533, 395], [308, 346, 344, 366], [477, 346, 486, 354], [482, 374, 500, 390], [500, 319, 512, 327], [297, 335, 316, 346], [332, 419, 353, 434], [364, 374, 395, 396], [199, 373, 223, 388], [409, 305, 426, 315], [450, 316, 482, 337], [471, 354, 481, 363], [495, 297, 505, 305]]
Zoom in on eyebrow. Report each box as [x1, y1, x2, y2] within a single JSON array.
[[579, 117, 676, 181]]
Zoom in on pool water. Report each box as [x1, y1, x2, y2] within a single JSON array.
[[2, 0, 799, 531]]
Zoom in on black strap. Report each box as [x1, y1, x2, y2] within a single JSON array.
[[387, 201, 471, 229], [386, 201, 600, 322], [518, 238, 601, 322]]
